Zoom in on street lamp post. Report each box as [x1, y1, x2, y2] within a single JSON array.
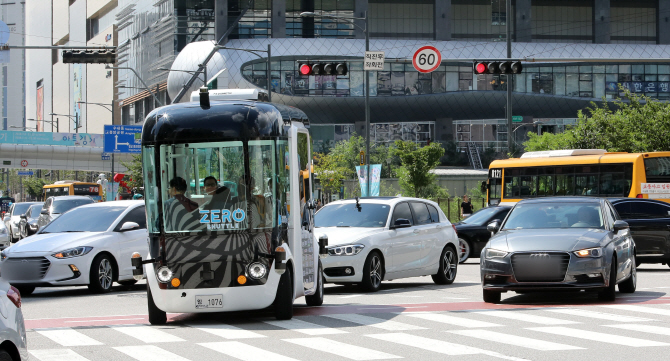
[[9, 125, 35, 132], [300, 11, 371, 196], [79, 101, 116, 200], [106, 65, 163, 107], [28, 118, 58, 132], [49, 113, 80, 133]]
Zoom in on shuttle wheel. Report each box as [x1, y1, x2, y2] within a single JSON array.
[[147, 286, 167, 325], [274, 268, 294, 320]]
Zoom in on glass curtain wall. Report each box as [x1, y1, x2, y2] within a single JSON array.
[[228, 0, 271, 39], [286, 0, 355, 38]]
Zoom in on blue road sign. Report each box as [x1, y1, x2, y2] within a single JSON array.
[[101, 153, 111, 161], [17, 171, 33, 176], [104, 125, 142, 153]]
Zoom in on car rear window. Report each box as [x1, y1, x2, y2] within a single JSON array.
[[614, 201, 670, 219], [52, 198, 94, 214]]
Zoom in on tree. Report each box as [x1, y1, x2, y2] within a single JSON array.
[[121, 155, 144, 191], [23, 177, 47, 199], [313, 151, 350, 197], [524, 90, 670, 153], [393, 140, 445, 198]]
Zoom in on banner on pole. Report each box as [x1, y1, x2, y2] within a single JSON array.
[[355, 164, 382, 197]]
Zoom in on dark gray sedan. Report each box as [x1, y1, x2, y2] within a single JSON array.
[[480, 197, 636, 303]]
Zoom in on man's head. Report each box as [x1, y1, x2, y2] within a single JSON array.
[[203, 176, 218, 195], [169, 177, 187, 195], [578, 206, 596, 223]]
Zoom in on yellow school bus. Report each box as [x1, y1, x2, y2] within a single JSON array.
[[43, 181, 103, 202], [486, 149, 670, 206]]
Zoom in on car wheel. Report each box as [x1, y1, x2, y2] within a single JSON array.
[[458, 238, 471, 263], [274, 268, 294, 320], [147, 285, 167, 325], [88, 254, 115, 294], [118, 280, 138, 287], [305, 260, 324, 306], [361, 251, 383, 292], [0, 349, 12, 361], [598, 258, 617, 302], [14, 285, 35, 297], [618, 261, 636, 293], [432, 245, 458, 285], [483, 289, 501, 303]]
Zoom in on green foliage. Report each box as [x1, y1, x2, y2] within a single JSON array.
[[23, 177, 47, 199], [314, 151, 350, 195], [439, 140, 469, 167], [524, 90, 670, 153], [121, 155, 144, 191], [393, 140, 445, 198]]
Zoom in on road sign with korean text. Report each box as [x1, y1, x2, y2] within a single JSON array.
[[364, 51, 385, 71], [104, 125, 142, 154]]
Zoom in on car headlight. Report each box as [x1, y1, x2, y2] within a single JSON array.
[[328, 244, 365, 256], [485, 248, 509, 259], [52, 246, 93, 259], [574, 247, 603, 258]]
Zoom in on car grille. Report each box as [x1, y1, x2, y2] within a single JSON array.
[[2, 257, 51, 280], [511, 252, 570, 282]]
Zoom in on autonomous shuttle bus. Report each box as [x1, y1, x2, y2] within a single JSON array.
[[134, 88, 327, 324]]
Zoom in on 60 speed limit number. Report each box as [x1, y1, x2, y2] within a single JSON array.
[[412, 46, 442, 73]]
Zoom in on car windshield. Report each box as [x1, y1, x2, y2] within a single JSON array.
[[461, 207, 499, 225], [28, 205, 43, 219], [12, 203, 35, 215], [315, 203, 390, 228], [41, 206, 126, 233], [503, 203, 604, 230], [52, 199, 93, 214]]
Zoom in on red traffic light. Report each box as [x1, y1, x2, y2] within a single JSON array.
[[299, 64, 311, 75], [475, 62, 487, 74]]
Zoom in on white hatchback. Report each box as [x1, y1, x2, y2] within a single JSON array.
[[0, 201, 148, 296], [0, 278, 27, 360], [315, 197, 459, 292]]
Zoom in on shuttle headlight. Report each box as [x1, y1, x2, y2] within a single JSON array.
[[156, 266, 173, 283], [248, 262, 267, 279]]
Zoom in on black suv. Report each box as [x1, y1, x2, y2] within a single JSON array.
[[610, 198, 670, 268], [36, 196, 95, 231]]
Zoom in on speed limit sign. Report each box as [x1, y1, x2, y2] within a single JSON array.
[[412, 46, 442, 73]]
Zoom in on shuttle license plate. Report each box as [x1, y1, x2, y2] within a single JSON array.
[[195, 294, 223, 309]]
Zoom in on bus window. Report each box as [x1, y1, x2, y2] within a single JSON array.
[[537, 167, 554, 197], [142, 147, 159, 233], [249, 140, 276, 229], [555, 167, 574, 196], [297, 132, 311, 206], [644, 157, 670, 181], [575, 166, 599, 195]]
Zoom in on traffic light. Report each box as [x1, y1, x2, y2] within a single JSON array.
[[298, 62, 348, 76], [62, 49, 116, 64], [473, 61, 523, 75]]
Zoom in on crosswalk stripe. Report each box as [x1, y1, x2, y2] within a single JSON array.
[[113, 345, 191, 361], [528, 326, 670, 347], [449, 329, 583, 351], [604, 324, 670, 336], [603, 304, 670, 317], [187, 323, 266, 339], [323, 313, 425, 331], [469, 310, 579, 325], [284, 337, 402, 360], [30, 349, 91, 361], [110, 325, 185, 343], [366, 333, 530, 361], [263, 319, 348, 335], [200, 341, 301, 361], [544, 308, 652, 322], [404, 312, 501, 328], [36, 327, 103, 346]]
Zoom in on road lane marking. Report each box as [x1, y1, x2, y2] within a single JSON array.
[[65, 318, 146, 323], [113, 345, 191, 361], [449, 329, 583, 351], [404, 312, 501, 328], [200, 341, 300, 361], [603, 304, 670, 317], [339, 295, 363, 299], [187, 323, 266, 339], [110, 325, 185, 343], [36, 327, 103, 346], [323, 313, 425, 330], [544, 308, 652, 322], [604, 323, 670, 336], [283, 337, 401, 360], [30, 349, 91, 361], [263, 319, 348, 335], [528, 326, 670, 347], [367, 333, 530, 361], [469, 310, 579, 325]]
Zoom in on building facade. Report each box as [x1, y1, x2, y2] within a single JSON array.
[[25, 0, 119, 136], [1, 1, 25, 132], [115, 0, 670, 152]]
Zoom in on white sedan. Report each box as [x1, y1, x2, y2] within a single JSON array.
[[315, 197, 459, 292], [0, 200, 148, 296], [0, 278, 27, 360]]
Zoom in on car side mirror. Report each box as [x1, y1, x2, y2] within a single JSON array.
[[2, 215, 9, 222], [487, 220, 501, 233], [120, 222, 140, 232], [391, 218, 412, 229], [613, 220, 629, 232], [19, 214, 26, 219], [40, 209, 48, 215]]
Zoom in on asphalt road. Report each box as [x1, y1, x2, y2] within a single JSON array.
[[22, 260, 670, 361]]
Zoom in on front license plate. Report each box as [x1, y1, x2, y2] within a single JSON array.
[[195, 294, 223, 309]]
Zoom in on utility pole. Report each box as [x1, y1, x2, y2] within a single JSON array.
[[506, 0, 513, 154]]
